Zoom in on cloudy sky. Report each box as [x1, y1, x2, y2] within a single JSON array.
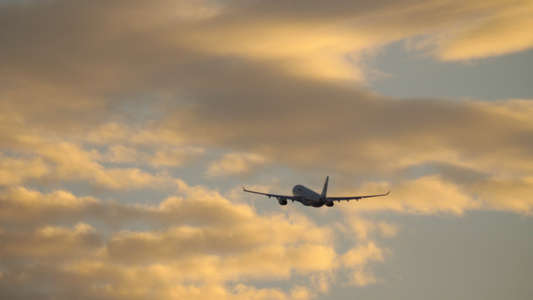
[[1, 0, 532, 299]]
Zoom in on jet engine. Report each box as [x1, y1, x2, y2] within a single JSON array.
[[278, 198, 288, 206], [325, 200, 334, 207]]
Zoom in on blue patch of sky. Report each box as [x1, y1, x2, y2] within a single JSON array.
[[324, 211, 533, 300], [367, 43, 533, 101]]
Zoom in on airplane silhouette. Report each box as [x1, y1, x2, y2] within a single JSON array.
[[243, 176, 389, 207]]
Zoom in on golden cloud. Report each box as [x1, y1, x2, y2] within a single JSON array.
[[2, 0, 530, 102], [0, 141, 170, 190], [470, 176, 533, 214], [434, 0, 533, 60], [0, 187, 98, 226], [341, 242, 386, 286], [0, 182, 389, 299], [0, 155, 48, 186], [1, 1, 532, 298], [207, 152, 268, 177], [337, 217, 400, 242], [0, 223, 101, 259]]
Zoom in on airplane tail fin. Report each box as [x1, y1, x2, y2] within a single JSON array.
[[321, 176, 329, 198]]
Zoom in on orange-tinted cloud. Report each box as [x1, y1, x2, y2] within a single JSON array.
[[430, 0, 533, 60], [1, 0, 532, 214], [341, 242, 386, 286], [0, 183, 389, 299], [0, 223, 101, 259], [207, 152, 268, 177], [1, 1, 532, 298]]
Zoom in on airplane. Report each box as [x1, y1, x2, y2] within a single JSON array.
[[243, 176, 390, 207]]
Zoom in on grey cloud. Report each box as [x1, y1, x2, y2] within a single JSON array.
[[2, 0, 527, 99], [161, 62, 533, 178], [1, 0, 531, 139], [2, 0, 532, 214]]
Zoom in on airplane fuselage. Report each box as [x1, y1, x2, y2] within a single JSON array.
[[292, 185, 326, 207]]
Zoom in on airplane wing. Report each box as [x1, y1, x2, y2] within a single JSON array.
[[242, 187, 301, 201], [326, 191, 390, 202]]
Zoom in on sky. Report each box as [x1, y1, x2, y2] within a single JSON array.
[[1, 0, 532, 299]]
